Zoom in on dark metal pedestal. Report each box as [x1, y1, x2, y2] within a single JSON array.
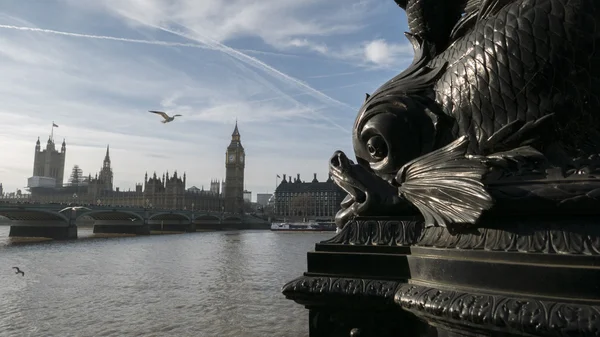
[[283, 217, 600, 337]]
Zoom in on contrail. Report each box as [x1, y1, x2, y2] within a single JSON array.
[[132, 20, 357, 113], [224, 51, 351, 133], [308, 71, 363, 79], [0, 23, 356, 113], [0, 24, 294, 58], [0, 24, 213, 48], [0, 22, 355, 131]]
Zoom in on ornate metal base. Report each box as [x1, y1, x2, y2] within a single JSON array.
[[287, 0, 600, 334], [283, 217, 600, 337]]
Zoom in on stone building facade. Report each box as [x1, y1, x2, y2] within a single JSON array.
[[273, 173, 345, 221], [97, 145, 113, 192], [21, 123, 249, 213], [32, 136, 66, 187], [224, 122, 245, 214]]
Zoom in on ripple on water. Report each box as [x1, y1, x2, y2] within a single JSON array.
[[0, 229, 327, 336]]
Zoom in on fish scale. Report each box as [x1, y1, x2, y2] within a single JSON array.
[[406, 1, 426, 37], [428, 0, 600, 155], [404, 0, 466, 52]]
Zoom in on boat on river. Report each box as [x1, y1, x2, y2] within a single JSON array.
[[270, 220, 336, 232]]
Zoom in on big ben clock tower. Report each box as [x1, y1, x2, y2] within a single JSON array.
[[224, 121, 245, 214]]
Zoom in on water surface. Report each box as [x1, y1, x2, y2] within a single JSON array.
[[0, 227, 330, 336]]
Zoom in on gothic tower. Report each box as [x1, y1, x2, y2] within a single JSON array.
[[224, 121, 245, 213], [210, 179, 220, 194], [32, 136, 66, 187], [98, 145, 113, 191]]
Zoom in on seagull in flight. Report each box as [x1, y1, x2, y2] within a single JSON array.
[[12, 267, 24, 276], [59, 206, 92, 213], [128, 218, 137, 222], [149, 110, 182, 123]]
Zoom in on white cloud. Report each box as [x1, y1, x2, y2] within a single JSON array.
[[67, 0, 370, 47], [269, 35, 414, 69], [1, 1, 414, 72], [61, 0, 413, 69], [365, 39, 402, 65], [0, 8, 358, 197], [333, 39, 414, 68], [286, 38, 329, 55]]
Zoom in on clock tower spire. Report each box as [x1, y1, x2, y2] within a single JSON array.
[[224, 120, 245, 214]]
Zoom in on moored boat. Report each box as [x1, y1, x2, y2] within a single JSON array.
[[270, 220, 336, 232]]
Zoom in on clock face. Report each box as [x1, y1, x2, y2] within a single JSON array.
[[229, 154, 235, 162]]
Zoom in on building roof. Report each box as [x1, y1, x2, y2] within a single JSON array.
[[275, 174, 341, 194], [232, 120, 240, 137]]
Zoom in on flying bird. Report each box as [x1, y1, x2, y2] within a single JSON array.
[[59, 206, 92, 213], [149, 110, 182, 123], [12, 267, 24, 276], [128, 218, 137, 222]]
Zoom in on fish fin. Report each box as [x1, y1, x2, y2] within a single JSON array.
[[403, 32, 436, 73], [396, 136, 493, 228], [465, 0, 482, 13], [365, 93, 370, 102], [394, 1, 476, 15], [394, 0, 408, 9], [449, 0, 514, 41], [479, 119, 526, 152], [366, 33, 446, 100], [501, 114, 555, 147], [476, 0, 515, 22], [481, 114, 555, 153], [449, 10, 479, 41]]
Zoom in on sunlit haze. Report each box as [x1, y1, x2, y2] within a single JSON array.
[[0, 0, 413, 200]]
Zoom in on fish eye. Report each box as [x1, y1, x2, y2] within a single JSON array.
[[366, 135, 387, 160]]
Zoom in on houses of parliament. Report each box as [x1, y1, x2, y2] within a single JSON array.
[[19, 123, 247, 213]]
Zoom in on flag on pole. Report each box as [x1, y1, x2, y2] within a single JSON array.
[[52, 122, 59, 128], [276, 174, 281, 178]]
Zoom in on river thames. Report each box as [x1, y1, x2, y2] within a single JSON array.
[[0, 228, 332, 337]]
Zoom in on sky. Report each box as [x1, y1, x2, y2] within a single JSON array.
[[0, 0, 414, 201]]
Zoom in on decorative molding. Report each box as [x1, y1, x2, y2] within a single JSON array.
[[285, 0, 600, 335], [416, 223, 600, 255], [282, 276, 400, 301], [322, 219, 423, 246], [395, 284, 600, 336], [487, 179, 600, 210], [322, 218, 600, 255]]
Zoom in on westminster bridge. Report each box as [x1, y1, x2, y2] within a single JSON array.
[[0, 203, 270, 240]]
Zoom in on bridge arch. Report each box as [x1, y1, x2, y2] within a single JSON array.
[[148, 212, 191, 222], [77, 210, 144, 222], [0, 208, 70, 223], [194, 214, 220, 221]]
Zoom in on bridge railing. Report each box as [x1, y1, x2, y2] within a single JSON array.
[[0, 203, 245, 220]]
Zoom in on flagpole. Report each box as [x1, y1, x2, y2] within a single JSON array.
[[275, 175, 279, 190], [50, 121, 54, 141]]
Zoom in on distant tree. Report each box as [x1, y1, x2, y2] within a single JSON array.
[[69, 165, 83, 186]]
